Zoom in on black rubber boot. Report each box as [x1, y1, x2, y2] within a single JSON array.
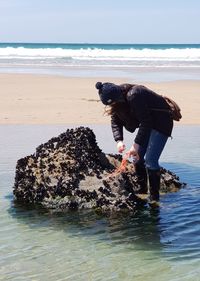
[[147, 169, 160, 201], [135, 162, 148, 194]]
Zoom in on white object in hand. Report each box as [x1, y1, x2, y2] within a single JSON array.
[[117, 141, 126, 153]]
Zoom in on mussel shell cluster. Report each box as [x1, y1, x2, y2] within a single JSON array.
[[13, 127, 184, 212]]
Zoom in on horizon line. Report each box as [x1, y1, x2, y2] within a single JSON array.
[[1, 41, 200, 45]]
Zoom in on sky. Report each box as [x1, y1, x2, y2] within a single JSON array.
[[0, 0, 200, 44]]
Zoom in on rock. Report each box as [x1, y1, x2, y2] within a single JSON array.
[[13, 127, 185, 213]]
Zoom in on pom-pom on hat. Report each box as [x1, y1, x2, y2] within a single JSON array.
[[95, 82, 124, 105]]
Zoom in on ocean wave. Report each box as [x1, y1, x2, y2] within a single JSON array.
[[0, 47, 200, 62]]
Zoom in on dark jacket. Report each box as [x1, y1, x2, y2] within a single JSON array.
[[111, 84, 173, 146]]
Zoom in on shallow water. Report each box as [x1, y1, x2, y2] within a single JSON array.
[[0, 125, 200, 281]]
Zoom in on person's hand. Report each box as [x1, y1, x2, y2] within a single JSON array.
[[117, 141, 126, 153], [127, 143, 140, 162]]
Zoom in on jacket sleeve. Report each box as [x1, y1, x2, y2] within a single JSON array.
[[129, 87, 152, 146], [111, 113, 124, 142]]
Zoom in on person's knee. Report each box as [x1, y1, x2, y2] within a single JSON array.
[[145, 156, 160, 170]]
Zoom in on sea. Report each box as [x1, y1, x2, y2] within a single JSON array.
[[0, 43, 200, 81], [0, 43, 200, 280]]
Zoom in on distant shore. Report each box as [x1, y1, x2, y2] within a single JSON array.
[[0, 73, 199, 125]]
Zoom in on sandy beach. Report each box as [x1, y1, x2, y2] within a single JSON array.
[[0, 73, 199, 125]]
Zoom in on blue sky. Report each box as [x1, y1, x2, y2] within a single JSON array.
[[0, 0, 200, 43]]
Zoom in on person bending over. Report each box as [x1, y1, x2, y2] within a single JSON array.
[[95, 81, 174, 202]]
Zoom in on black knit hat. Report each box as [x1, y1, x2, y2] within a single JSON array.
[[95, 82, 124, 105]]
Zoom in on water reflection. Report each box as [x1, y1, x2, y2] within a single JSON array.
[[7, 180, 200, 264], [8, 200, 164, 256]]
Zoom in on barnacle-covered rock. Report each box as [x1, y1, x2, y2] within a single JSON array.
[[13, 127, 185, 213]]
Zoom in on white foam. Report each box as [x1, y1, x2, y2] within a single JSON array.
[[0, 47, 200, 62]]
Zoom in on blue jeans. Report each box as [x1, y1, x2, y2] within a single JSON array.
[[137, 129, 168, 170]]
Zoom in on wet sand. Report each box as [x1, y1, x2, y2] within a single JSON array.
[[0, 73, 199, 124]]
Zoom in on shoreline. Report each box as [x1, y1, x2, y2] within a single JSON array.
[[0, 73, 199, 125], [1, 65, 200, 82]]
